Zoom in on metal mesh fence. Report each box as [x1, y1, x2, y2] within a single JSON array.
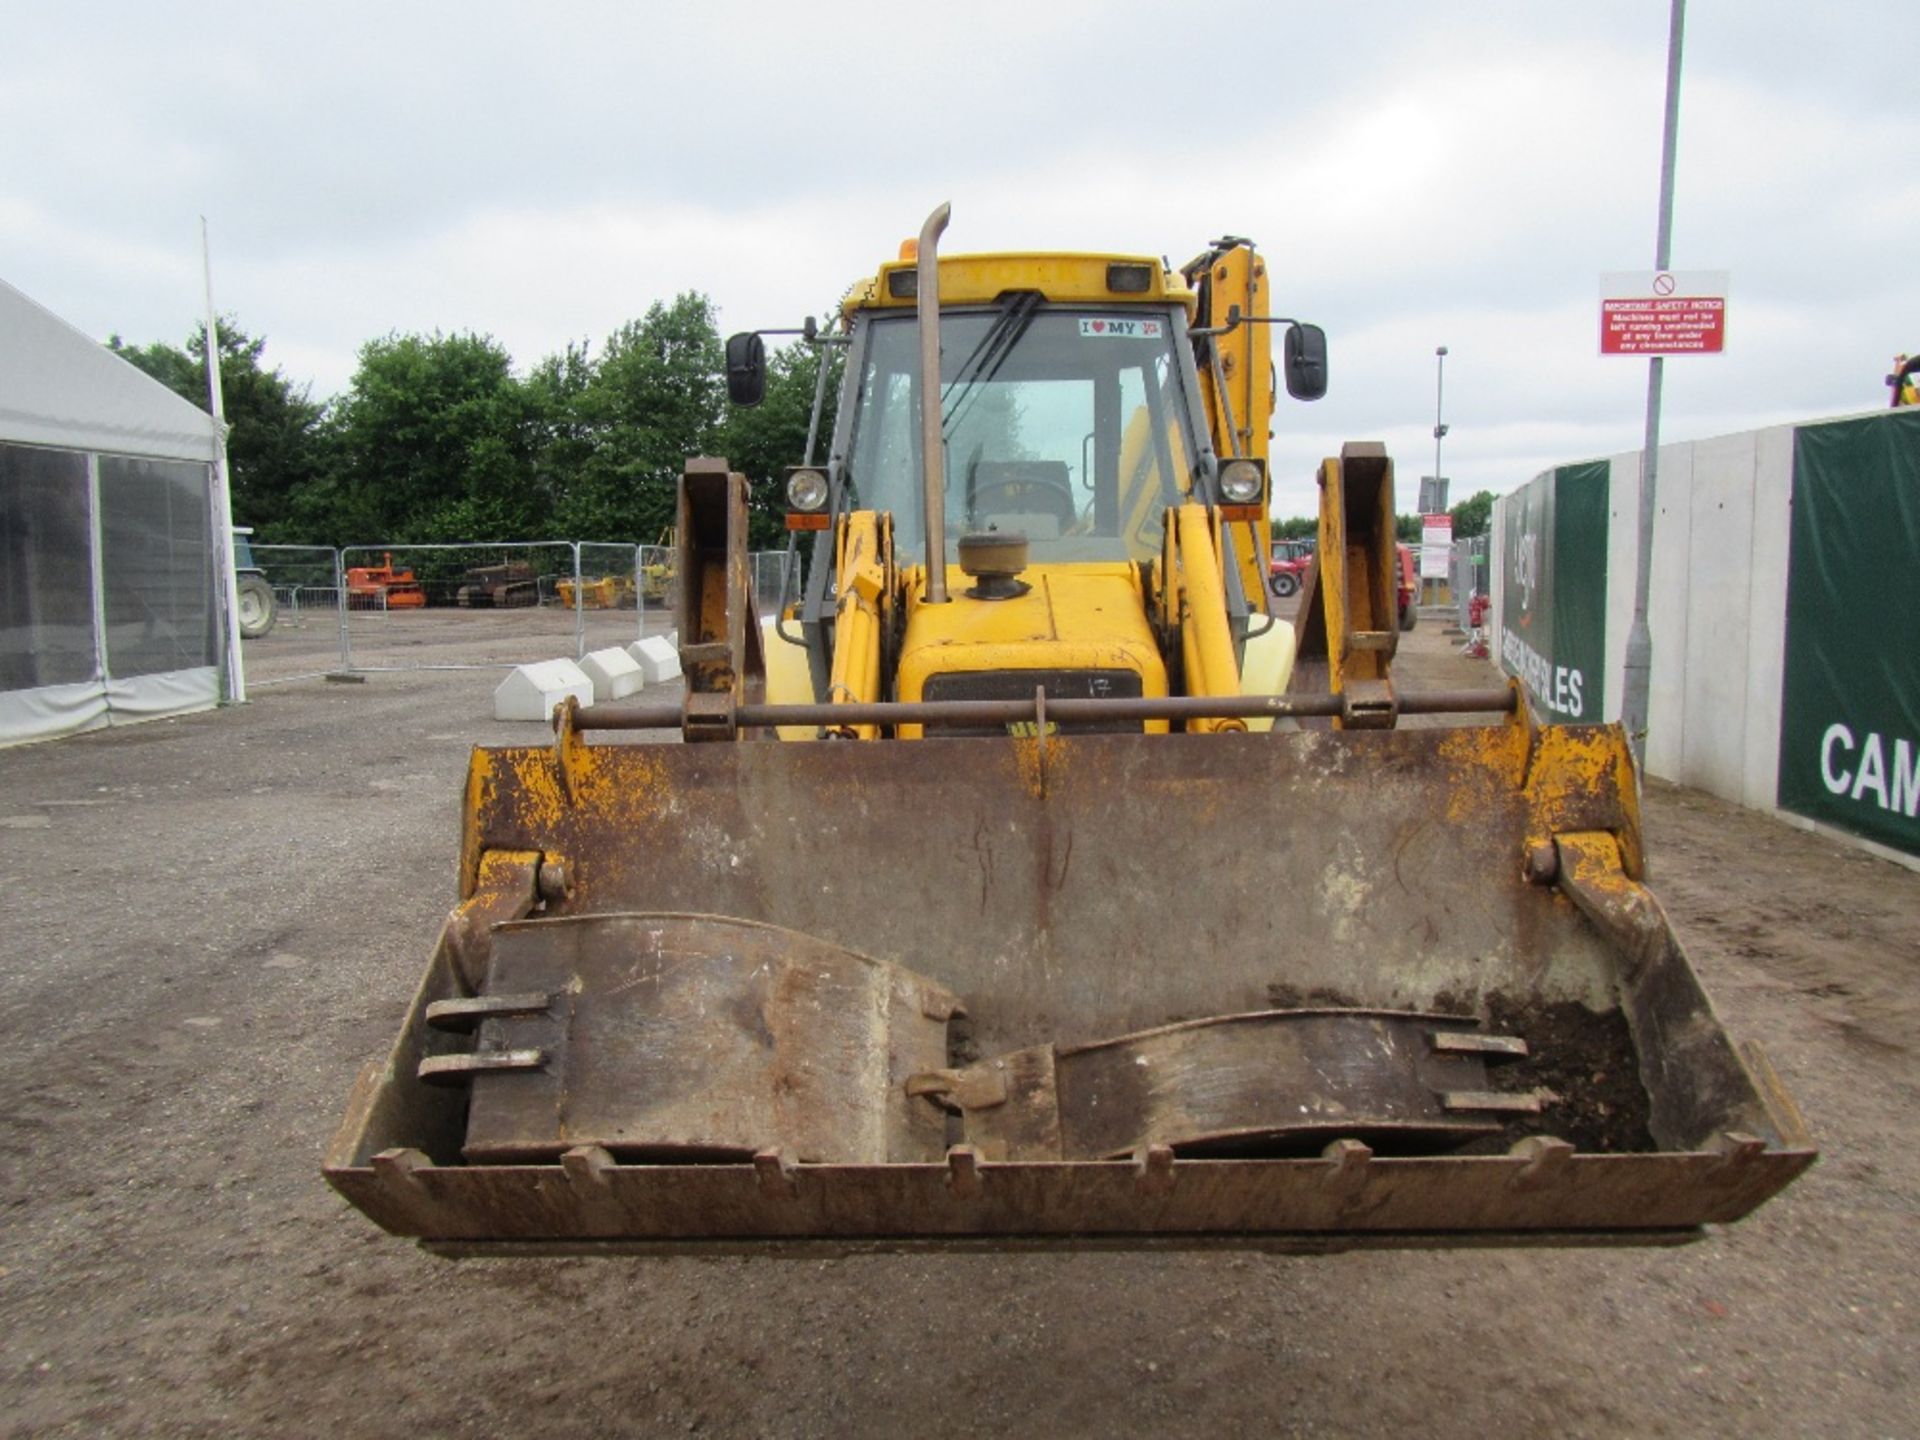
[[338, 542, 582, 672], [1451, 536, 1491, 629], [243, 545, 344, 686], [753, 549, 789, 616], [235, 539, 798, 684], [633, 543, 677, 639], [250, 545, 341, 625], [572, 542, 647, 657]]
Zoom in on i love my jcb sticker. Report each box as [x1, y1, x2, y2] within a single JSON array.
[[1078, 318, 1163, 340]]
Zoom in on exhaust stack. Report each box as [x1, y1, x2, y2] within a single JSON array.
[[916, 201, 952, 603]]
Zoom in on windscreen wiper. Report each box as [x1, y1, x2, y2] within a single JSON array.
[[941, 291, 1043, 441]]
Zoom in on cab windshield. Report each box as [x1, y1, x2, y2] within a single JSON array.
[[841, 305, 1203, 564]]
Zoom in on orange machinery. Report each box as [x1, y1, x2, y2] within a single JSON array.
[[346, 554, 427, 609]]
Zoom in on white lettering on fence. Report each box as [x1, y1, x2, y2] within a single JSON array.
[[1818, 722, 1920, 818], [1500, 628, 1585, 719], [1821, 723, 1854, 794]]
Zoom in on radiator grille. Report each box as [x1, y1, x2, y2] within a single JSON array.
[[920, 669, 1144, 736]]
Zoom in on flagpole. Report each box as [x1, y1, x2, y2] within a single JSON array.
[[203, 216, 246, 703]]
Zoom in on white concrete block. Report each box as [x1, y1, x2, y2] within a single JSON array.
[[494, 659, 594, 722], [580, 646, 646, 702], [628, 635, 681, 685]]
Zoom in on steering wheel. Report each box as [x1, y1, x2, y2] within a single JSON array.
[[969, 472, 1078, 532]]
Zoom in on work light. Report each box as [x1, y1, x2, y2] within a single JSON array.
[[786, 467, 829, 512], [1219, 459, 1263, 504]]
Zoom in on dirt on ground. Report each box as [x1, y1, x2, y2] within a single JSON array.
[[0, 609, 1914, 1438]]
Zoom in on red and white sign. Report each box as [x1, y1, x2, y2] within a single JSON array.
[[1599, 270, 1729, 356], [1420, 513, 1452, 580]]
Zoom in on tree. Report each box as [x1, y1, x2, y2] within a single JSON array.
[[1270, 515, 1318, 541], [317, 331, 544, 544], [549, 294, 726, 541], [1449, 489, 1495, 540], [107, 320, 325, 540]]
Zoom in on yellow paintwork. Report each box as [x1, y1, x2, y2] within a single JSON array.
[[761, 614, 816, 740], [842, 252, 1197, 322], [1115, 406, 1195, 559], [555, 575, 634, 610], [775, 238, 1306, 745], [1172, 504, 1244, 733], [892, 562, 1169, 739], [1237, 620, 1295, 732], [1194, 245, 1273, 465], [825, 510, 893, 737], [1190, 244, 1275, 607]]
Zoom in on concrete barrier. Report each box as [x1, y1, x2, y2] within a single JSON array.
[[494, 659, 594, 721], [629, 635, 681, 685], [580, 646, 645, 702]]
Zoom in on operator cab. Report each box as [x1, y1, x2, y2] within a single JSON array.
[[840, 297, 1207, 565]]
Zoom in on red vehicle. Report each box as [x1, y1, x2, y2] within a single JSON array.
[[1272, 540, 1415, 630], [1267, 539, 1313, 598]]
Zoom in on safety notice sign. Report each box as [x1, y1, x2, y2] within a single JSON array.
[[1599, 270, 1729, 356], [1420, 513, 1452, 580]]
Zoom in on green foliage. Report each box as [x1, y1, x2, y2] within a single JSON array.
[[1270, 515, 1318, 541], [317, 331, 545, 544], [1396, 513, 1422, 543], [107, 320, 324, 540], [1449, 489, 1495, 540], [552, 294, 727, 541], [102, 292, 849, 553]]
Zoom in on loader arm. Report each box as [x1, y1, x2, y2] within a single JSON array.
[[1289, 442, 1402, 728], [1185, 239, 1277, 611]]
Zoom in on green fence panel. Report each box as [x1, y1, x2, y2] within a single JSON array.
[[1776, 410, 1920, 855], [1499, 460, 1610, 722]]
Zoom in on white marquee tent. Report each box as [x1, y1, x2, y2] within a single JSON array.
[[1, 277, 242, 745]]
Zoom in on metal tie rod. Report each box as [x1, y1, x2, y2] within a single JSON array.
[[573, 688, 1517, 732]]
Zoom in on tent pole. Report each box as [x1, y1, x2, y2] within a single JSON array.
[[203, 216, 246, 704]]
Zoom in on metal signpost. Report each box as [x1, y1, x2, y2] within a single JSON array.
[[1616, 0, 1716, 765], [1424, 346, 1450, 604]]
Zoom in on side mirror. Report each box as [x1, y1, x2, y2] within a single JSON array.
[[725, 332, 767, 407], [1282, 323, 1328, 401]]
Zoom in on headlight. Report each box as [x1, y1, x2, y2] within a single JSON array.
[[1218, 459, 1263, 505], [785, 467, 829, 512]]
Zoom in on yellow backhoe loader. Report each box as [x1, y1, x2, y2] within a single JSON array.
[[326, 206, 1813, 1253]]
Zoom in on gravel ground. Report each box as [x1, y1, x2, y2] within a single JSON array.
[[1, 613, 1913, 1439], [242, 602, 679, 685]]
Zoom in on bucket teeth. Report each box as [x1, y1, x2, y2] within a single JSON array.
[[424, 992, 554, 1032], [418, 1049, 546, 1084]]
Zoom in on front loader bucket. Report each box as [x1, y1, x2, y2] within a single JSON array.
[[325, 718, 1813, 1253]]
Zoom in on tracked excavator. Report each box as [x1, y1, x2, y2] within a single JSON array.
[[326, 206, 1813, 1253]]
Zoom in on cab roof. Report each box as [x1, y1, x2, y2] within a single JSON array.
[[841, 251, 1197, 324]]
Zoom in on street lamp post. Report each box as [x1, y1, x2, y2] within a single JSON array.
[[1430, 345, 1449, 603], [1621, 0, 1688, 765]]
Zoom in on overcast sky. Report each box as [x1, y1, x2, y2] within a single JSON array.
[[5, 1, 1916, 518]]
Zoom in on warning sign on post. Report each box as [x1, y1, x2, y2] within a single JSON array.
[[1599, 270, 1729, 356], [1420, 513, 1452, 580]]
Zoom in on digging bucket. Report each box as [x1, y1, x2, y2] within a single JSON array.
[[325, 715, 1813, 1253]]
